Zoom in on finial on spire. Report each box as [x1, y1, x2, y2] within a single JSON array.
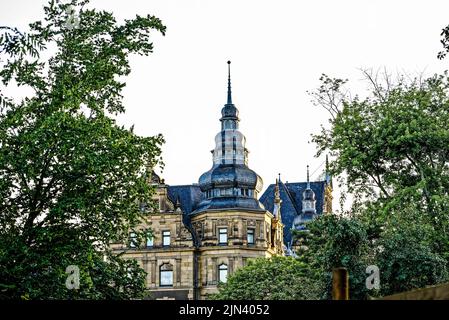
[[278, 173, 281, 182], [325, 154, 332, 186], [306, 165, 310, 188], [227, 60, 232, 105], [175, 195, 181, 212], [274, 177, 281, 210]]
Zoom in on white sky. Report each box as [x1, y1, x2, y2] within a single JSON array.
[[1, 0, 449, 210]]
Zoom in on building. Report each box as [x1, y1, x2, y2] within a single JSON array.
[[259, 161, 333, 249], [111, 62, 332, 300]]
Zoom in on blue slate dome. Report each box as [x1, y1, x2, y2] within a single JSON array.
[[199, 164, 260, 190], [221, 104, 239, 120]]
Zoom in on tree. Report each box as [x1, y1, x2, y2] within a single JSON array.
[[210, 256, 323, 300], [294, 214, 370, 300], [0, 0, 165, 299], [307, 70, 449, 297], [438, 24, 449, 59]]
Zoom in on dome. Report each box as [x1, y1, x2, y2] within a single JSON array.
[[221, 104, 239, 120], [193, 158, 265, 215], [302, 187, 315, 201], [198, 164, 262, 192], [194, 196, 265, 212]]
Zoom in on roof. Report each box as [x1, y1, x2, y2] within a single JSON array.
[[167, 185, 203, 218], [259, 181, 326, 246]]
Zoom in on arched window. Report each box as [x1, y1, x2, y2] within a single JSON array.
[[218, 264, 228, 283], [159, 263, 173, 287]]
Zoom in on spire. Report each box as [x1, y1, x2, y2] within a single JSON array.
[[325, 154, 332, 186], [273, 178, 282, 220], [306, 165, 310, 189], [175, 195, 182, 212], [302, 164, 316, 214], [227, 60, 232, 104], [275, 178, 281, 203]]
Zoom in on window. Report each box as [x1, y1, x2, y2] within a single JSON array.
[[218, 228, 227, 245], [218, 264, 228, 283], [247, 228, 255, 245], [146, 231, 153, 247], [163, 231, 170, 246], [159, 263, 173, 287], [129, 232, 137, 248]]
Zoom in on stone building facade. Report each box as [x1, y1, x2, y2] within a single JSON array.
[[111, 62, 331, 300]]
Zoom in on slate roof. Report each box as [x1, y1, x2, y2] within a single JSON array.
[[259, 181, 326, 246], [167, 180, 327, 248], [167, 185, 203, 219]]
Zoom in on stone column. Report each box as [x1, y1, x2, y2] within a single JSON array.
[[228, 257, 234, 274], [150, 259, 157, 285], [256, 221, 262, 239], [142, 255, 149, 287], [211, 257, 218, 284]]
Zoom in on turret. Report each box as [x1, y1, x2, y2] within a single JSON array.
[[302, 165, 316, 214], [192, 61, 265, 215]]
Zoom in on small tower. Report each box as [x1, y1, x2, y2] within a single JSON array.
[[273, 178, 282, 220], [271, 178, 284, 255], [175, 195, 182, 213], [323, 155, 333, 214], [302, 165, 316, 215], [194, 61, 264, 214]]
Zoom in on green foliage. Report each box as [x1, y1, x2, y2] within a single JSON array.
[[213, 70, 449, 300], [0, 0, 165, 299], [295, 215, 370, 299], [313, 72, 449, 210], [438, 24, 449, 59], [305, 70, 449, 299], [210, 256, 323, 300]]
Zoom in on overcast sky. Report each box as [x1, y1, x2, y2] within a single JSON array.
[[1, 0, 449, 210]]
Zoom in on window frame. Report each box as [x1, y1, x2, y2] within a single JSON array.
[[162, 230, 171, 247], [218, 263, 228, 283], [218, 227, 228, 245], [247, 228, 255, 245], [159, 263, 174, 287]]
